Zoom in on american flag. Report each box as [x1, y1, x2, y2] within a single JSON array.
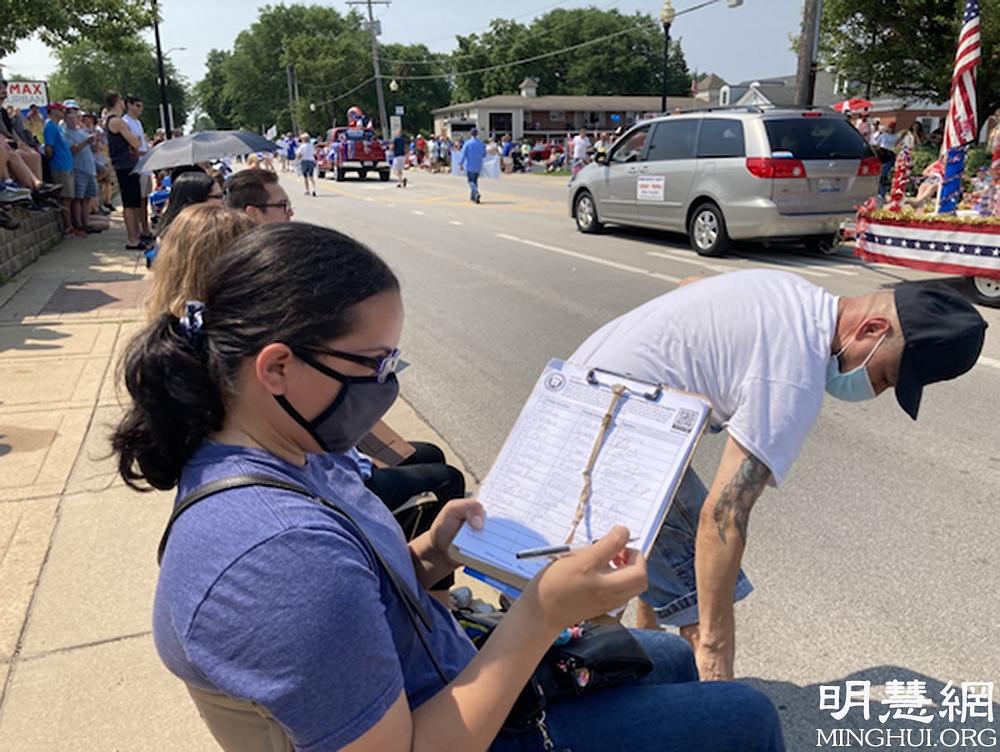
[[941, 0, 982, 153]]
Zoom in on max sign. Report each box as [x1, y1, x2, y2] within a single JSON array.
[[6, 81, 48, 110]]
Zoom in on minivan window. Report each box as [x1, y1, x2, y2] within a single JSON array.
[[764, 118, 871, 160], [697, 119, 745, 158], [646, 120, 698, 161], [610, 126, 650, 163]]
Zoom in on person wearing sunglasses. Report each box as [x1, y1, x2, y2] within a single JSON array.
[[223, 168, 295, 224], [113, 222, 784, 752], [143, 171, 229, 267]]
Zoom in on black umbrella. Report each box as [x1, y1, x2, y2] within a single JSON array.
[[132, 130, 278, 173]]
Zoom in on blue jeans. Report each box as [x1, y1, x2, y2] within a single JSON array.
[[642, 470, 754, 626], [467, 170, 480, 200], [492, 630, 785, 751]]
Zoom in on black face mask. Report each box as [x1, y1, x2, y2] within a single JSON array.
[[275, 350, 399, 453]]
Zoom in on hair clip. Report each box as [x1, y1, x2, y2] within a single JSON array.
[[178, 300, 206, 347]]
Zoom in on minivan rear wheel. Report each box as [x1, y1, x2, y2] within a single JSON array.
[[574, 191, 602, 233], [689, 203, 730, 257]]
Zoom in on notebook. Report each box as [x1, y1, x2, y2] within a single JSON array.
[[450, 359, 711, 590]]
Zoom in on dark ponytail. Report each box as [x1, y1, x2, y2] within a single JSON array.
[[112, 222, 399, 490]]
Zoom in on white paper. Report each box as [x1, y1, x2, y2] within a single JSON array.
[[453, 359, 709, 584], [636, 176, 665, 201]]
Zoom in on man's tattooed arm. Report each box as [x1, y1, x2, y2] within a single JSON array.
[[712, 455, 770, 545]]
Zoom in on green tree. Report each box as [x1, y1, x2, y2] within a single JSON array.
[[48, 39, 189, 132], [450, 8, 691, 102], [212, 4, 372, 135], [0, 0, 154, 58], [821, 0, 998, 115], [194, 50, 237, 130], [191, 113, 217, 132], [380, 43, 451, 134]]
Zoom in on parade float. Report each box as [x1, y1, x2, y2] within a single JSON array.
[[854, 1, 998, 307], [318, 106, 391, 182]]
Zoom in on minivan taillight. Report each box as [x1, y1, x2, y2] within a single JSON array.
[[746, 157, 807, 179], [858, 155, 882, 177]]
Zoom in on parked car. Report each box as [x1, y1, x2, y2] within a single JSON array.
[[319, 127, 391, 181], [569, 107, 881, 256]]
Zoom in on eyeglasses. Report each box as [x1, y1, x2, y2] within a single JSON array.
[[253, 201, 293, 214], [299, 346, 401, 383]]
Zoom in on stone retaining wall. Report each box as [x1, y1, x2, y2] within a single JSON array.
[[0, 206, 63, 281]]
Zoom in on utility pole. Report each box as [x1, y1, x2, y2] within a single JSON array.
[[285, 62, 298, 135], [151, 0, 172, 138], [348, 0, 391, 141], [795, 0, 824, 107]]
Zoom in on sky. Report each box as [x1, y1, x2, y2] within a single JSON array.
[[0, 0, 805, 91]]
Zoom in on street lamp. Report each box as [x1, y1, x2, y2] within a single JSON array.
[[659, 0, 676, 114], [388, 80, 399, 93], [309, 103, 316, 112]]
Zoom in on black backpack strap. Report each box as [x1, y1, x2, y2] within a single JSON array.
[[158, 473, 449, 683]]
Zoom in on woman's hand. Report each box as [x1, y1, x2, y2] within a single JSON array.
[[428, 498, 485, 565], [525, 525, 647, 632], [408, 498, 484, 589]]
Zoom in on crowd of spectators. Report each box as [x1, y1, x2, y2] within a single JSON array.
[[0, 82, 159, 236]]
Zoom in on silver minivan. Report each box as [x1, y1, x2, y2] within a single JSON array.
[[569, 107, 881, 256]]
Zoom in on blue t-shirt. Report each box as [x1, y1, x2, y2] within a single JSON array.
[[43, 119, 73, 172], [459, 137, 487, 173], [153, 443, 476, 751], [62, 127, 96, 175]]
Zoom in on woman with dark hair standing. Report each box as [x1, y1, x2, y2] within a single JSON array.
[[112, 222, 784, 752], [144, 171, 224, 267]]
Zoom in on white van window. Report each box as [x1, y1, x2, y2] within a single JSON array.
[[610, 126, 650, 163], [697, 119, 745, 158], [646, 120, 699, 161]]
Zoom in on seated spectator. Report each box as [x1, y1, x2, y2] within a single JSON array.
[[112, 221, 785, 752], [0, 137, 60, 201], [0, 79, 47, 186], [43, 102, 77, 235], [222, 168, 293, 223], [144, 204, 256, 317], [144, 170, 225, 267]]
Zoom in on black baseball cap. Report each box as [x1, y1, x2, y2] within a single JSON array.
[[894, 282, 987, 419]]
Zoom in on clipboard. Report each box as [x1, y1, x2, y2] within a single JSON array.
[[450, 359, 711, 591]]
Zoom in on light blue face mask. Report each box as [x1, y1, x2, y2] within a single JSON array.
[[825, 333, 887, 402]]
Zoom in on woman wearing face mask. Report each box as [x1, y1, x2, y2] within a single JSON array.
[[112, 222, 784, 752]]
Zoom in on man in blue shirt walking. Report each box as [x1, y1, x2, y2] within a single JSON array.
[[458, 127, 486, 203]]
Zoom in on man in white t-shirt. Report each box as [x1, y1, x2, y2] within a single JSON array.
[[570, 269, 986, 681], [122, 95, 153, 241]]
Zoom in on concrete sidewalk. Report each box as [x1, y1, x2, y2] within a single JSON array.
[[0, 222, 480, 750]]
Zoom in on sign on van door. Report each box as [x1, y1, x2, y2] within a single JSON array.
[[637, 176, 665, 201]]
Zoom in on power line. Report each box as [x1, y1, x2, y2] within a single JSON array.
[[379, 0, 623, 66], [383, 21, 655, 81]]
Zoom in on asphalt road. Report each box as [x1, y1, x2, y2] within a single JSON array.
[[285, 169, 1000, 748]]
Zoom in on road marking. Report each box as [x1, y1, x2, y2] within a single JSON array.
[[646, 250, 740, 274], [747, 253, 861, 278], [412, 210, 425, 216], [979, 355, 1000, 371], [449, 220, 463, 226], [731, 253, 830, 278], [496, 233, 682, 284]]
